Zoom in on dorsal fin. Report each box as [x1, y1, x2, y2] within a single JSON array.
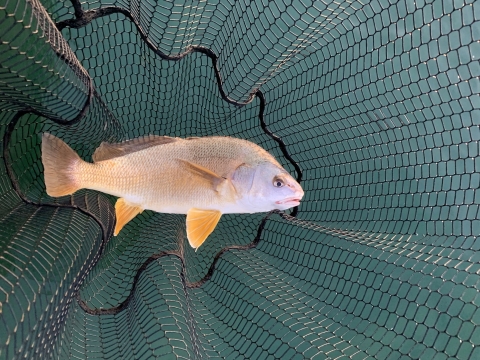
[[93, 135, 179, 162]]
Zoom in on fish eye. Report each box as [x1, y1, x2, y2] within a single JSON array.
[[273, 177, 284, 188]]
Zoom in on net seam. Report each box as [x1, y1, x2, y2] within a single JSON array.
[[2, 110, 111, 260], [76, 210, 277, 315], [2, 110, 113, 355]]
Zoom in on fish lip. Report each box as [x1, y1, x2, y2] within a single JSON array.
[[275, 197, 302, 206]]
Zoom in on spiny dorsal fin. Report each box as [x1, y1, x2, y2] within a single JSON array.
[[186, 209, 222, 250], [93, 135, 179, 162], [114, 198, 143, 236]]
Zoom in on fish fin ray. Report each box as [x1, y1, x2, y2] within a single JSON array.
[[114, 198, 143, 236], [93, 135, 179, 162], [178, 159, 225, 191], [41, 133, 83, 197], [186, 209, 222, 250]]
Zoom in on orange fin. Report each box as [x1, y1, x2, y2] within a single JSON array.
[[93, 135, 179, 162], [41, 133, 82, 197], [186, 209, 222, 250], [114, 198, 143, 236]]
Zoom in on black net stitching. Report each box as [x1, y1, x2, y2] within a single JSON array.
[[56, 6, 253, 107], [77, 210, 280, 315], [256, 90, 303, 216], [2, 110, 110, 264], [27, 0, 94, 122], [1, 111, 112, 351]]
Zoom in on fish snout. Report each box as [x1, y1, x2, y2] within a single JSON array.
[[288, 180, 303, 193], [288, 180, 304, 198], [275, 180, 304, 208]]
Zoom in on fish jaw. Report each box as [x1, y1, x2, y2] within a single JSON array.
[[275, 197, 301, 207], [274, 192, 303, 209]]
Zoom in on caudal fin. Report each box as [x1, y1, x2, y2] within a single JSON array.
[[41, 133, 82, 197]]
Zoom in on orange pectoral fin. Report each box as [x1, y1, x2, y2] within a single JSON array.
[[186, 209, 222, 250], [114, 198, 143, 236]]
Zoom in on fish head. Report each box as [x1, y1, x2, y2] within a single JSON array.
[[232, 161, 304, 212]]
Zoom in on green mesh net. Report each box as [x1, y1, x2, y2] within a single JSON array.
[[1, 0, 480, 358]]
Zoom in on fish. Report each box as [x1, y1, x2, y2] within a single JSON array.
[[41, 133, 304, 250]]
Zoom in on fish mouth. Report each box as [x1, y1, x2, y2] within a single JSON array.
[[275, 197, 301, 206]]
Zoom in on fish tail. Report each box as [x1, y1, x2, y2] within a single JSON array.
[[41, 133, 83, 197]]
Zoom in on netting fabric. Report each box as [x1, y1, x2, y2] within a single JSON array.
[[1, 0, 479, 358]]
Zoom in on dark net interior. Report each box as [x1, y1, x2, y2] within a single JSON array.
[[1, 0, 480, 358]]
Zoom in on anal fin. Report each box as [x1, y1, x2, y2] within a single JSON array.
[[186, 209, 222, 250], [114, 198, 143, 236]]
